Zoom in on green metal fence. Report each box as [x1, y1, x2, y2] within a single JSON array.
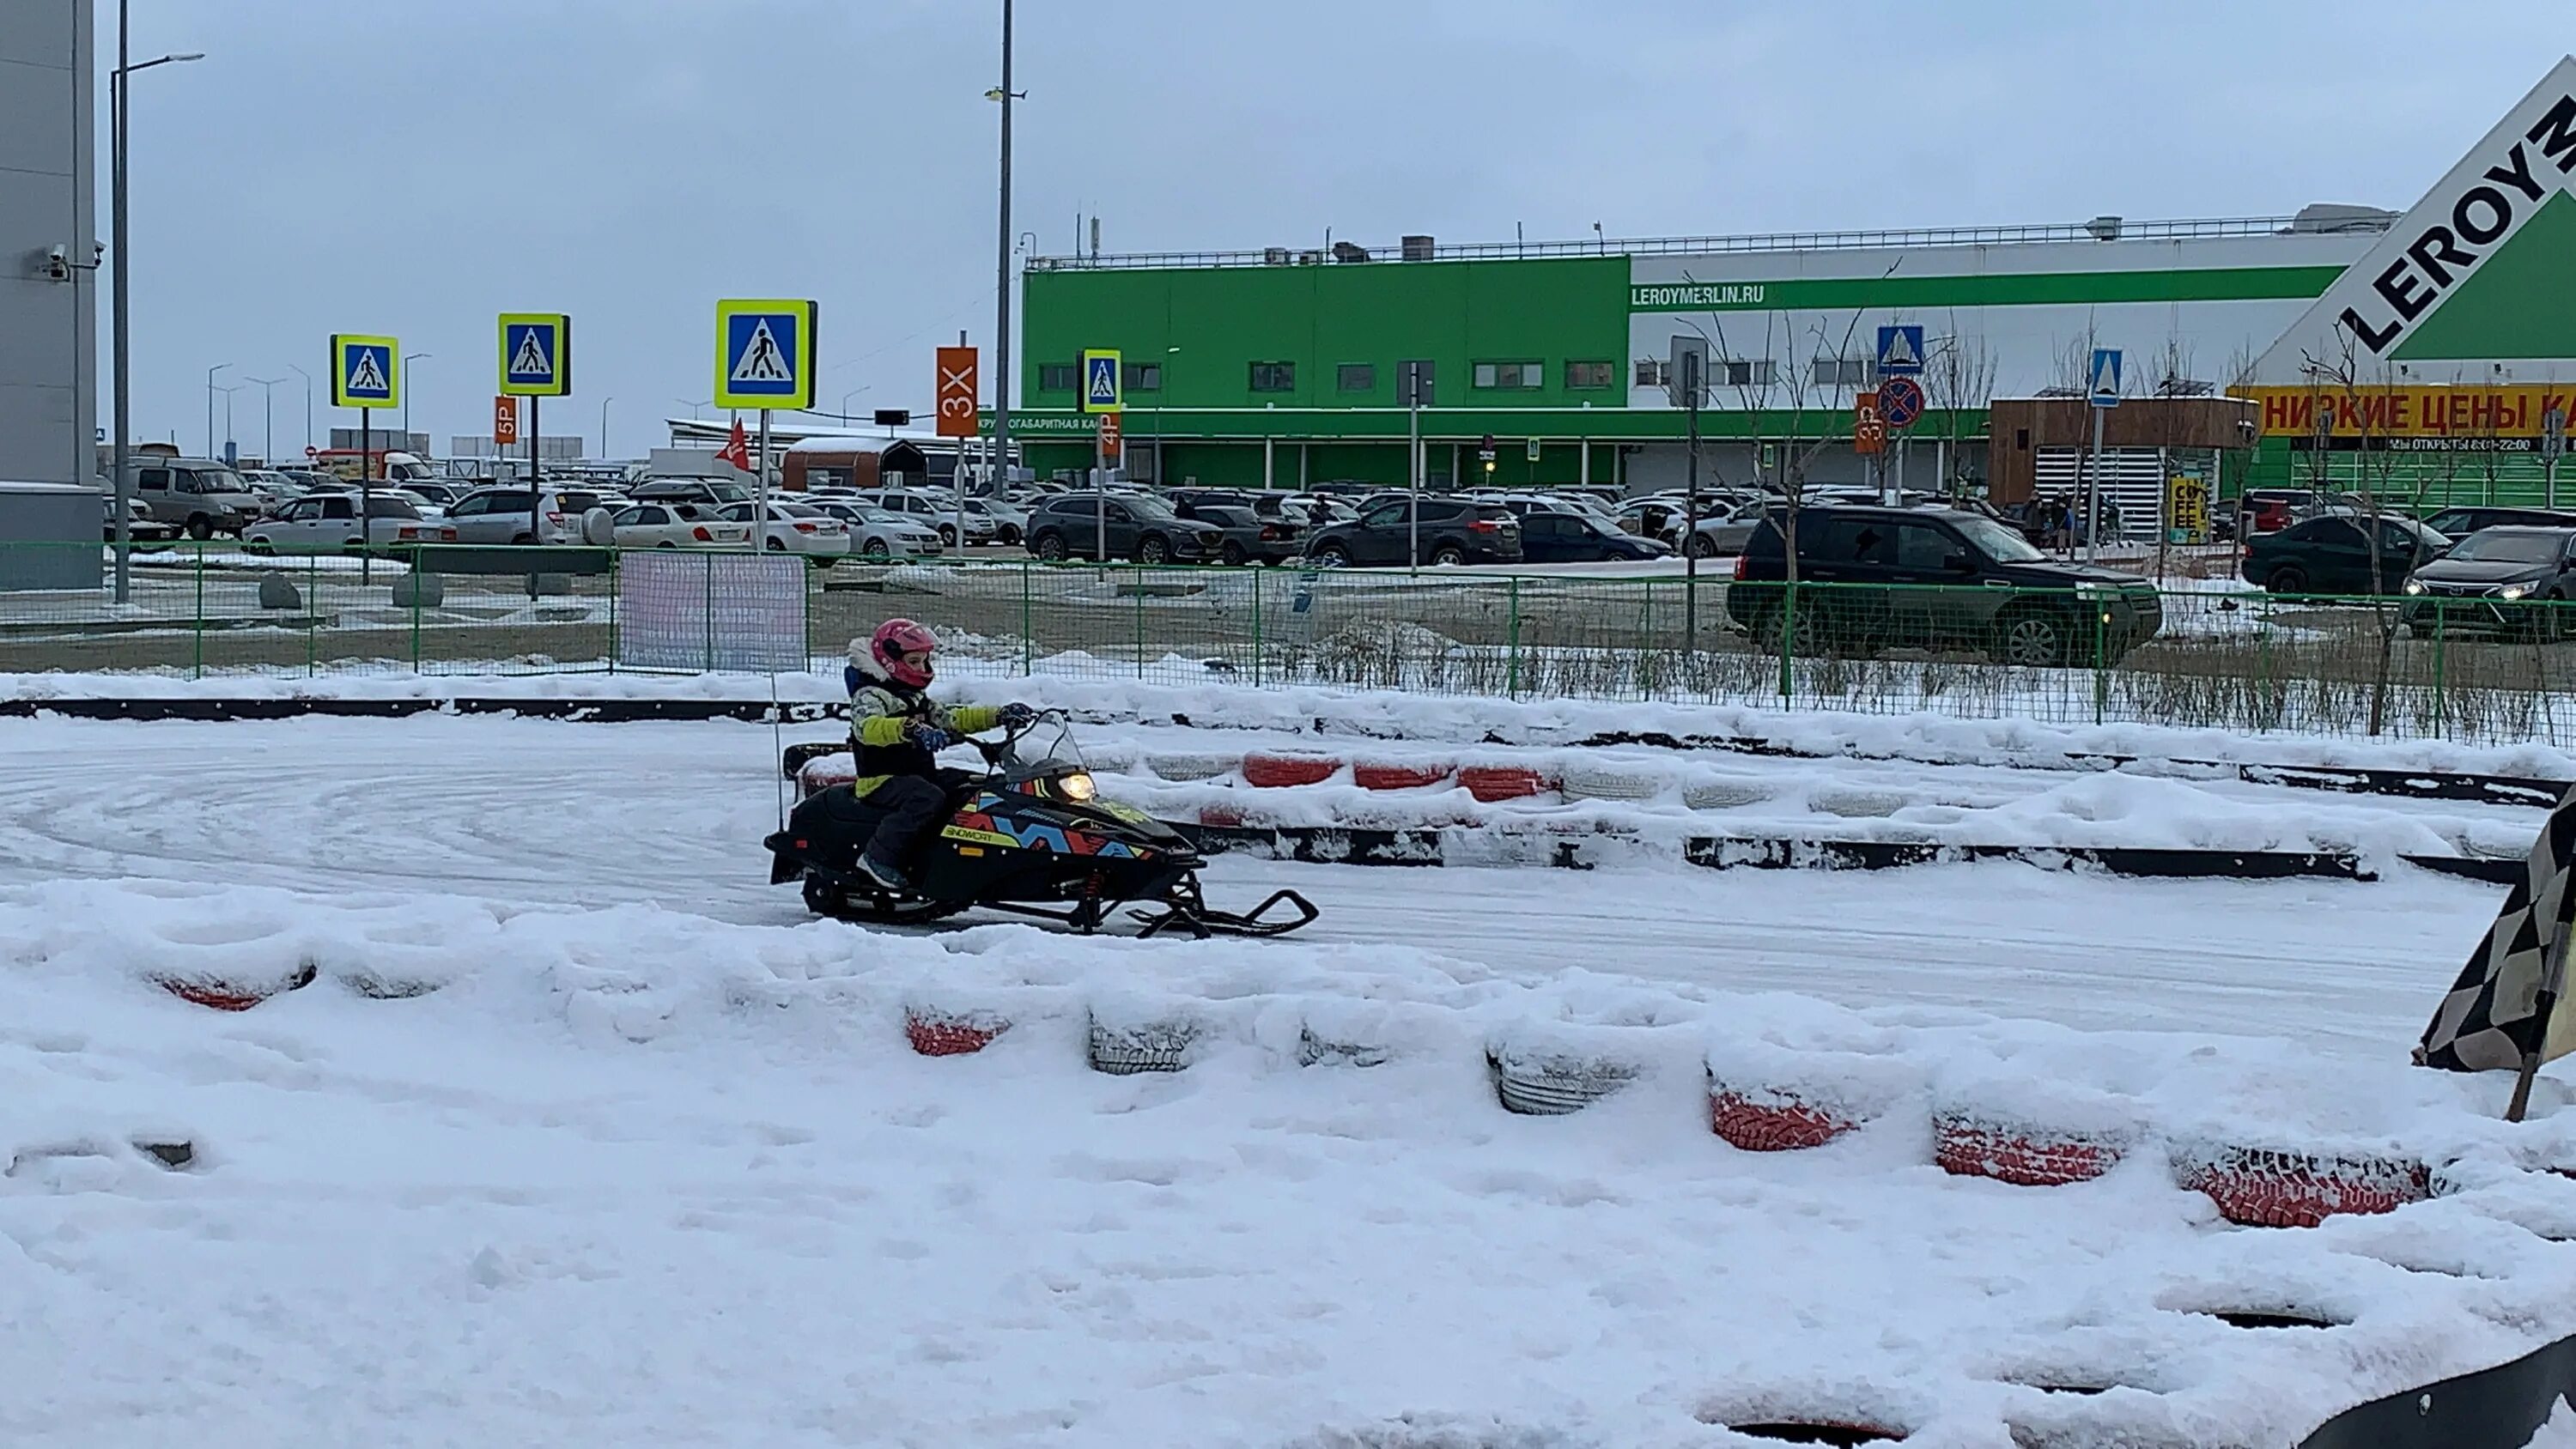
[[4, 541, 2573, 746]]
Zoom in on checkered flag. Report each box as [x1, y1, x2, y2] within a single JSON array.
[[2418, 785, 2576, 1099]]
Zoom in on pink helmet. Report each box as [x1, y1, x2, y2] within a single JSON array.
[[871, 618, 939, 688]]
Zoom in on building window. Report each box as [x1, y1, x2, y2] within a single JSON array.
[[1124, 361, 1162, 392], [1812, 357, 1873, 389], [1249, 361, 1297, 393], [1337, 363, 1376, 393], [1472, 361, 1544, 390], [1564, 360, 1616, 391], [1720, 359, 1777, 388], [1634, 359, 1666, 389], [1038, 362, 1079, 391]]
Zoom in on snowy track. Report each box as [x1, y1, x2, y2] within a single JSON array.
[[0, 715, 2510, 1056]]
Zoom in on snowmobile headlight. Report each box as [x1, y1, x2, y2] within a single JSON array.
[[1057, 771, 1097, 802]]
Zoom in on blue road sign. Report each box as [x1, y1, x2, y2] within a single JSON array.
[[1081, 349, 1123, 414], [2088, 348, 2123, 407], [714, 300, 817, 410], [1878, 375, 1926, 429], [331, 334, 398, 409], [1876, 324, 1925, 377], [499, 313, 572, 397]]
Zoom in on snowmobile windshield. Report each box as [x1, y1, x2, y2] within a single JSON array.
[[996, 716, 1086, 782]]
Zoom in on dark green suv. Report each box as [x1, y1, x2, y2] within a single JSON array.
[[1724, 505, 2164, 667]]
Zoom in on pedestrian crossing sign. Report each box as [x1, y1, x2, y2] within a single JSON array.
[[1080, 349, 1122, 415], [330, 334, 399, 409], [714, 299, 818, 410], [498, 312, 572, 397]]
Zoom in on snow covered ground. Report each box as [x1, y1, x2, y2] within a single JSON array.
[[9, 705, 2576, 1445]]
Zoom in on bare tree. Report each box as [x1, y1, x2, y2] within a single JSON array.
[[2301, 326, 2433, 737], [1920, 311, 1999, 500]]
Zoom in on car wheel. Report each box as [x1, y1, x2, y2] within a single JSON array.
[[1033, 531, 1066, 561], [1312, 543, 1352, 568], [939, 525, 958, 548], [1686, 534, 1719, 560], [999, 525, 1022, 546], [863, 538, 892, 561], [1754, 605, 1826, 658], [1219, 542, 1248, 567], [766, 538, 787, 552], [246, 539, 273, 555], [185, 514, 212, 541], [1137, 534, 1170, 565], [1431, 543, 1467, 567], [1996, 608, 2073, 668], [2265, 565, 2308, 595]]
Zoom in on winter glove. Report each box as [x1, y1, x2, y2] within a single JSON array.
[[998, 703, 1038, 729], [908, 722, 955, 753]]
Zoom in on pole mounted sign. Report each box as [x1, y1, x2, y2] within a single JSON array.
[[498, 313, 572, 397], [714, 299, 818, 411], [935, 346, 980, 439], [1853, 391, 1886, 455], [1081, 349, 1123, 414], [1875, 324, 1925, 378], [2088, 348, 2123, 408], [331, 334, 398, 409], [493, 396, 519, 446], [1877, 374, 1927, 429], [1097, 410, 1122, 460]]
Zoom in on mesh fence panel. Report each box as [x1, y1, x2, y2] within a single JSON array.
[[6, 542, 2576, 745]]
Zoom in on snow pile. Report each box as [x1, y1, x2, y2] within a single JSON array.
[[9, 877, 2576, 1444]]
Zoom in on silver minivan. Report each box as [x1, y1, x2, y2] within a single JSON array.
[[130, 458, 264, 538]]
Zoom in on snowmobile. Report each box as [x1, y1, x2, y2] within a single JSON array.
[[764, 711, 1316, 938]]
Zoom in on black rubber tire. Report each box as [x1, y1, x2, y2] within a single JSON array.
[[2265, 565, 2308, 595], [1755, 606, 1824, 658], [1996, 607, 2074, 668], [1033, 531, 1066, 561], [1431, 544, 1467, 567], [1219, 542, 1248, 567], [998, 525, 1022, 546], [766, 538, 787, 552], [1686, 534, 1719, 560], [185, 515, 213, 540], [1137, 534, 1170, 565], [939, 525, 958, 548], [862, 538, 892, 561], [1312, 543, 1352, 568], [246, 540, 274, 555]]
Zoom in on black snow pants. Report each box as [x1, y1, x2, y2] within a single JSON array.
[[861, 771, 967, 872]]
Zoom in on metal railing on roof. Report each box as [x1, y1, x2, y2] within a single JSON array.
[[1026, 216, 2334, 271]]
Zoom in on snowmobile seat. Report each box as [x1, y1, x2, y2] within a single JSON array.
[[808, 783, 889, 831]]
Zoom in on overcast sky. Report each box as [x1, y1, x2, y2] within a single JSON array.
[[103, 0, 2567, 459]]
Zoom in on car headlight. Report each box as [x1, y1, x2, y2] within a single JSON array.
[[2402, 579, 2426, 596], [2500, 584, 2530, 601]]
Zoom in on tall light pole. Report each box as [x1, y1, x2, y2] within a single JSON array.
[[286, 362, 313, 456], [204, 361, 230, 458], [402, 352, 430, 452], [677, 397, 708, 421], [987, 0, 1021, 489], [246, 376, 286, 466], [216, 383, 243, 461], [108, 4, 204, 602], [841, 387, 868, 426], [599, 397, 613, 460]]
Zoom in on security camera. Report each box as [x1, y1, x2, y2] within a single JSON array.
[[42, 245, 69, 282]]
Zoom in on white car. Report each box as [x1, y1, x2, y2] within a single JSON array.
[[244, 494, 455, 551], [607, 502, 751, 549], [851, 489, 1000, 547], [803, 501, 945, 561], [959, 496, 1028, 545], [717, 500, 854, 558]]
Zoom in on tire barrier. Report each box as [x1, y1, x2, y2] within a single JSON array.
[[1810, 788, 1910, 820], [1684, 837, 2370, 880], [1681, 778, 1774, 810], [151, 956, 318, 1012], [2171, 1143, 2432, 1228], [904, 1007, 1010, 1057], [1351, 761, 1455, 791], [1297, 1025, 1394, 1068], [1557, 761, 1665, 803], [1931, 1112, 2128, 1187], [1241, 752, 1340, 789], [1459, 764, 1553, 803], [1145, 752, 1239, 782], [1087, 1013, 1197, 1075], [1708, 1086, 1864, 1152], [1488, 1050, 1637, 1116]]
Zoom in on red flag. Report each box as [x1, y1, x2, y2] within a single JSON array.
[[714, 415, 751, 472]]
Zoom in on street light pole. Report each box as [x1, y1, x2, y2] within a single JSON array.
[[247, 376, 286, 466], [600, 397, 613, 460], [402, 352, 430, 452], [108, 17, 204, 603], [988, 0, 1020, 493], [287, 362, 312, 454], [204, 361, 230, 458]]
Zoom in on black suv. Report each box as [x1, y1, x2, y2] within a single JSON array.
[[2421, 505, 2576, 540], [1305, 498, 1522, 567], [2401, 525, 2576, 638], [1024, 493, 1223, 564], [1725, 506, 2164, 667]]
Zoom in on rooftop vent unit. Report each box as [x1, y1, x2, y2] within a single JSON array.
[[1297, 249, 1324, 265], [1264, 246, 1291, 265], [1332, 240, 1371, 263], [1400, 234, 1436, 261], [2083, 215, 2123, 241], [2288, 203, 2400, 234]]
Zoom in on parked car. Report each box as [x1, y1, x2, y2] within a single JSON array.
[[959, 496, 1028, 545], [1303, 499, 1523, 567], [848, 488, 999, 548], [716, 500, 854, 559], [634, 478, 756, 514], [2239, 488, 2324, 536], [244, 494, 455, 552], [1024, 493, 1222, 564], [1172, 503, 1297, 565], [2421, 506, 2576, 539], [1515, 512, 1674, 563], [2241, 513, 2450, 595], [802, 501, 945, 560], [397, 482, 465, 511], [1725, 505, 2164, 667], [103, 494, 183, 543], [129, 458, 264, 538], [443, 487, 613, 545], [605, 502, 751, 549], [2402, 526, 2576, 638]]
